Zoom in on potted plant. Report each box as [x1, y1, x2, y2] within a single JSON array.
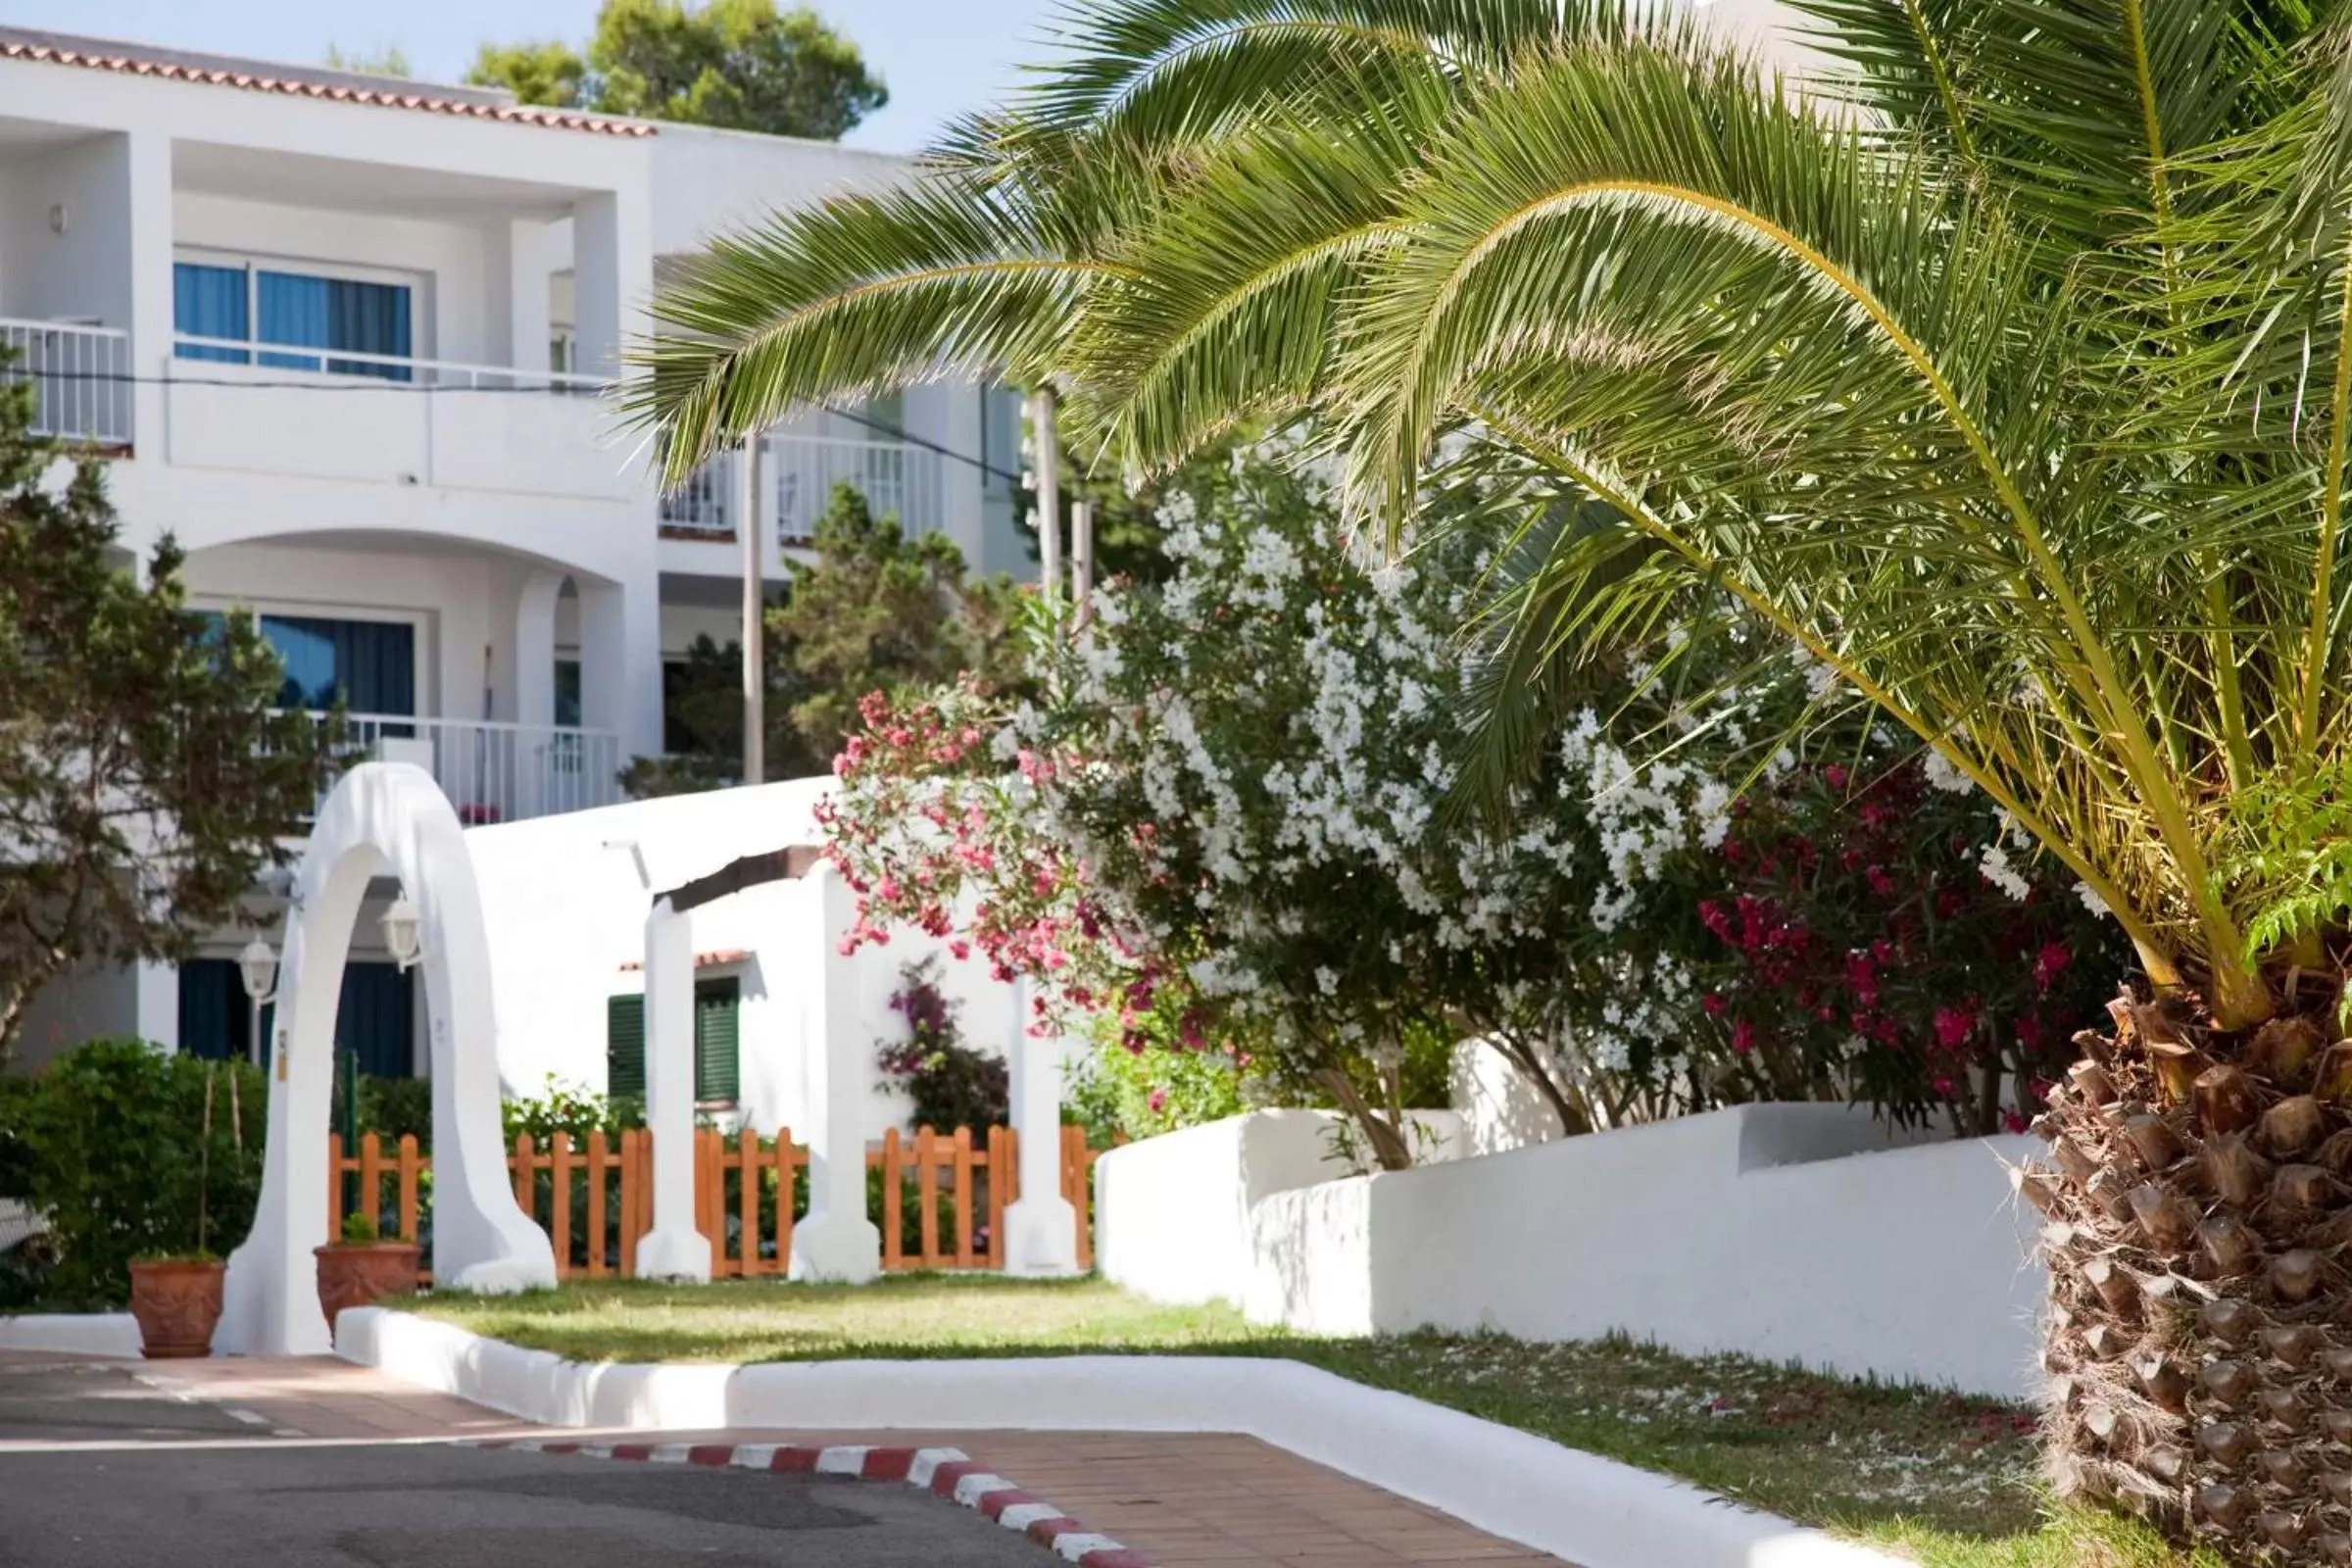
[[127, 1066, 228, 1358], [313, 1210, 419, 1334]]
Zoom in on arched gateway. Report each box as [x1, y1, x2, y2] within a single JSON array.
[[220, 762, 555, 1354]]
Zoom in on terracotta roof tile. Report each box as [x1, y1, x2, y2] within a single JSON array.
[[0, 38, 655, 137]]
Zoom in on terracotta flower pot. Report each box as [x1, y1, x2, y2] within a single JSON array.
[[313, 1242, 422, 1333], [127, 1258, 225, 1360]]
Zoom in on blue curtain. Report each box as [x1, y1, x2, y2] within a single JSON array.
[[176, 958, 245, 1061], [255, 270, 329, 372], [340, 962, 416, 1080], [258, 271, 412, 381], [255, 615, 416, 716], [172, 263, 250, 364], [175, 959, 410, 1078]]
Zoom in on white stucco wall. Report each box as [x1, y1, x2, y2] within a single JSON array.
[[1449, 1039, 1568, 1155], [1094, 1108, 1465, 1310], [465, 778, 1071, 1138], [1102, 1104, 2045, 1399]]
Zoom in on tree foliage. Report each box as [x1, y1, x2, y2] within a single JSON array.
[[0, 373, 336, 1062], [0, 1041, 265, 1307], [468, 0, 886, 140], [625, 482, 1027, 795]]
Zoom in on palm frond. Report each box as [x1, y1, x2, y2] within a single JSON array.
[[623, 174, 1119, 482]]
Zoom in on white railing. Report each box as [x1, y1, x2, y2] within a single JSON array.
[[172, 333, 607, 394], [660, 448, 736, 537], [659, 432, 948, 547], [770, 433, 944, 545], [332, 713, 621, 824], [2, 318, 131, 446]]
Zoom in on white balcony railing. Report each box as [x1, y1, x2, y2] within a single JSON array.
[[772, 433, 942, 545], [333, 713, 621, 824], [658, 433, 947, 546], [2, 318, 131, 446], [660, 449, 736, 537], [172, 333, 606, 393]]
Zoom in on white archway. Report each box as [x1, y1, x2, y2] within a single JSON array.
[[220, 762, 555, 1355]]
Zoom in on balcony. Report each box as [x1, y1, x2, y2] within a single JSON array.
[[166, 335, 620, 499], [659, 431, 946, 546], [2, 318, 131, 448], [332, 713, 621, 824]]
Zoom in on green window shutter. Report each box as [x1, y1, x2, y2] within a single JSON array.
[[694, 977, 740, 1105], [606, 994, 646, 1100]]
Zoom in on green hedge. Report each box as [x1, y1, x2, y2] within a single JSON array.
[[1, 1040, 265, 1308]]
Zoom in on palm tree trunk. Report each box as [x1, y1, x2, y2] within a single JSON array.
[[2034, 977, 2352, 1559]]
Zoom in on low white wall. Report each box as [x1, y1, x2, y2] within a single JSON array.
[[1094, 1108, 1461, 1311], [1109, 1104, 2045, 1400], [0, 1312, 141, 1357], [1449, 1039, 1566, 1155], [342, 1307, 1906, 1568]]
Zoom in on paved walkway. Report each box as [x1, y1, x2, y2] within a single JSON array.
[[12, 1352, 1569, 1567]]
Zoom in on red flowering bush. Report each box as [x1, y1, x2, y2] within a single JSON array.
[[1682, 755, 2128, 1134]]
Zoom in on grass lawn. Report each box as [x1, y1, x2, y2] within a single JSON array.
[[410, 1275, 2218, 1568]]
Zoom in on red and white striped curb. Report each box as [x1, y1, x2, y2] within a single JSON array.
[[477, 1438, 1154, 1567]]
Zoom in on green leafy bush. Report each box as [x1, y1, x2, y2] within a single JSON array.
[[874, 957, 1007, 1133], [339, 1073, 433, 1150], [3, 1040, 264, 1307], [501, 1075, 645, 1145]]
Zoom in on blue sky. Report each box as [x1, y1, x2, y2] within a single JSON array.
[[1, 0, 1055, 152]]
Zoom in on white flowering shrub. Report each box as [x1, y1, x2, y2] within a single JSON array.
[[826, 451, 2128, 1153]]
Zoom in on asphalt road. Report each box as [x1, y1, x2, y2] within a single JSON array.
[[0, 1360, 1047, 1568]]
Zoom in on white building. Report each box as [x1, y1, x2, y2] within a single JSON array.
[[1, 26, 1025, 1080]]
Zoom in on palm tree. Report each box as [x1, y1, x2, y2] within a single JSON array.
[[635, 0, 2352, 1550]]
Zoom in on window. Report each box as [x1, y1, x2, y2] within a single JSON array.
[[605, 976, 741, 1107], [555, 659, 582, 728], [203, 611, 416, 717], [695, 978, 741, 1106], [173, 260, 415, 380], [607, 993, 645, 1100]]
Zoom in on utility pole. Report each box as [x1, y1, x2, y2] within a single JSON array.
[[1031, 385, 1061, 617], [1071, 498, 1095, 625], [735, 432, 765, 786]]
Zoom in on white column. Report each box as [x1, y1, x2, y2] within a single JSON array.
[[576, 576, 662, 764], [133, 959, 178, 1054], [514, 571, 564, 728], [635, 896, 710, 1282], [1002, 977, 1078, 1275], [790, 862, 881, 1282], [484, 219, 552, 376], [569, 186, 648, 381], [124, 128, 172, 477]]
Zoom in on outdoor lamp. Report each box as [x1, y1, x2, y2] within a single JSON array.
[[237, 935, 278, 1003], [381, 897, 423, 971], [239, 934, 278, 1074]]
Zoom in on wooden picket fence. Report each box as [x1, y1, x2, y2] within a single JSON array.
[[326, 1123, 1103, 1282]]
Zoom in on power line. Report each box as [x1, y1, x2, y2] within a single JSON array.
[[11, 367, 1028, 487]]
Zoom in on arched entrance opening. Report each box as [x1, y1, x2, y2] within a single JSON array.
[[220, 762, 554, 1355]]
